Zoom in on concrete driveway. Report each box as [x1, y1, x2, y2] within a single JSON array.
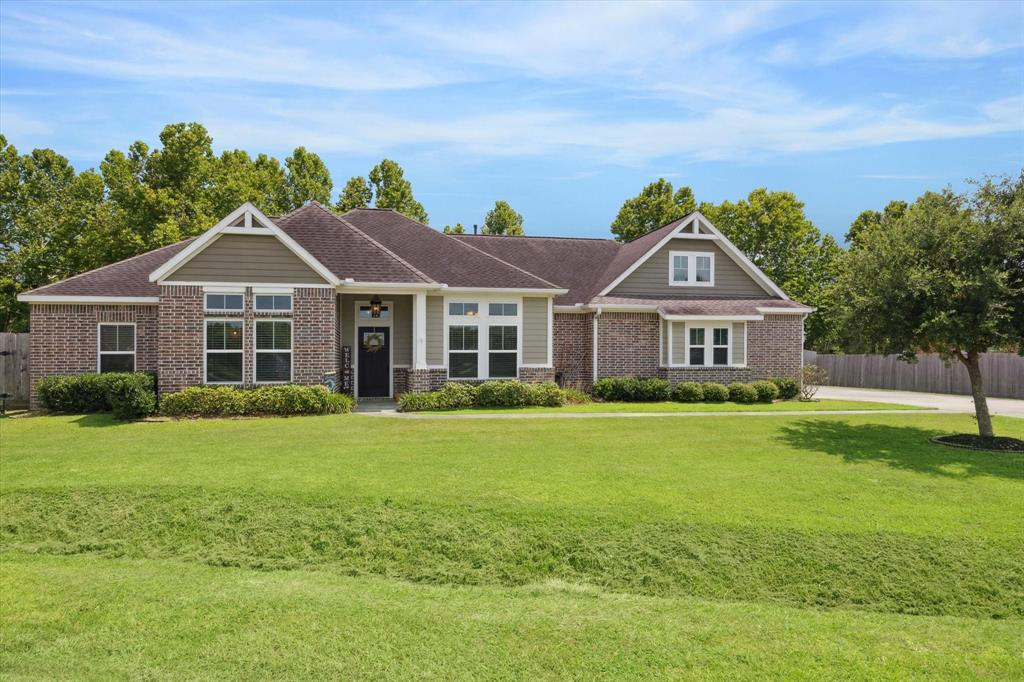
[[815, 386, 1024, 418]]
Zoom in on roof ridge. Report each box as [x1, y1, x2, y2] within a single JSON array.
[[26, 237, 197, 294], [621, 212, 696, 245], [455, 233, 617, 243], [306, 202, 435, 283]]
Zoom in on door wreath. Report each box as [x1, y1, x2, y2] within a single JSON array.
[[362, 332, 385, 353]]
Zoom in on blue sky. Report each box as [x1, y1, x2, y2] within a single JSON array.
[[1, 1, 1021, 241]]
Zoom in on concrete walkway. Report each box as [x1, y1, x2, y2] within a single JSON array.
[[815, 386, 1024, 418]]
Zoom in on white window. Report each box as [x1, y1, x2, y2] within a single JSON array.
[[688, 327, 705, 366], [488, 303, 517, 316], [712, 327, 729, 366], [205, 320, 244, 383], [254, 294, 292, 312], [448, 325, 478, 378], [449, 302, 479, 317], [255, 320, 292, 383], [205, 293, 244, 312], [488, 325, 517, 378], [98, 324, 135, 372], [683, 324, 733, 367], [669, 251, 714, 287]]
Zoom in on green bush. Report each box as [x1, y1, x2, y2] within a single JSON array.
[[770, 377, 800, 400], [433, 382, 478, 409], [728, 382, 758, 404], [560, 387, 592, 405], [476, 380, 533, 408], [36, 372, 156, 419], [397, 391, 439, 412], [672, 381, 704, 402], [750, 380, 780, 403], [593, 377, 670, 402], [161, 385, 353, 418], [526, 381, 565, 407], [398, 380, 578, 412], [701, 382, 729, 402]]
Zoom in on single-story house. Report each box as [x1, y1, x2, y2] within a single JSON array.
[[19, 202, 813, 404]]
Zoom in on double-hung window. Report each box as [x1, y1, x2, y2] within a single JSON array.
[[685, 325, 732, 367], [206, 320, 243, 383], [688, 328, 705, 366], [488, 325, 517, 378], [448, 325, 478, 378], [98, 324, 135, 372], [669, 251, 714, 286], [255, 320, 292, 383], [712, 327, 729, 366], [205, 293, 243, 312], [254, 294, 292, 312]]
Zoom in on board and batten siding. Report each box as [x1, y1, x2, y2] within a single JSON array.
[[166, 234, 328, 284], [611, 237, 768, 297], [669, 321, 746, 366], [426, 296, 444, 365], [522, 297, 550, 365]]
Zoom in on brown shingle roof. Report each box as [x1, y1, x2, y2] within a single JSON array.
[[21, 239, 196, 297], [590, 295, 811, 315], [341, 208, 561, 290], [452, 233, 619, 305]]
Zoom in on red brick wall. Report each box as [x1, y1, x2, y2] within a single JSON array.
[[29, 303, 159, 406], [518, 367, 556, 383], [596, 312, 661, 378], [158, 286, 205, 393], [553, 312, 594, 390], [746, 314, 803, 380], [291, 288, 337, 385]]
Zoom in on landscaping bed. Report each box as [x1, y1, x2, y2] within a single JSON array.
[[931, 434, 1024, 453]]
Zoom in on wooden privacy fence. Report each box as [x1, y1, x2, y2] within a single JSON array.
[[1, 333, 30, 406], [804, 351, 1024, 399]]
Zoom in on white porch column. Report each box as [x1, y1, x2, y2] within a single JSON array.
[[413, 292, 427, 369]]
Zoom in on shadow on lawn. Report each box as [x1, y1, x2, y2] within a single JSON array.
[[777, 420, 1024, 480], [70, 413, 122, 428]]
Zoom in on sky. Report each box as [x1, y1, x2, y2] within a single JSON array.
[[1, 0, 1022, 242]]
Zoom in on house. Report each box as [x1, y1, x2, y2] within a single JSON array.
[[18, 202, 813, 404]]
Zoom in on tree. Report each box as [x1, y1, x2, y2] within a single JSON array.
[[336, 176, 372, 212], [845, 200, 907, 247], [610, 179, 695, 242], [368, 159, 428, 223], [284, 147, 332, 208], [483, 201, 524, 236], [836, 175, 1024, 437], [700, 188, 844, 351], [209, 149, 289, 217], [442, 223, 466, 234]]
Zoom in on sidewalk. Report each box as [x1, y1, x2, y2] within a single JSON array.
[[815, 387, 1024, 418]]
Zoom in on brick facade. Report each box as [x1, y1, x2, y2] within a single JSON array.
[[158, 286, 204, 393], [518, 366, 556, 383], [595, 312, 662, 378], [28, 303, 159, 407], [290, 288, 337, 385], [553, 312, 594, 390], [407, 368, 447, 392]]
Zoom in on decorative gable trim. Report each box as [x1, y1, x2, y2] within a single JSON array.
[[595, 213, 788, 300], [148, 202, 340, 286]]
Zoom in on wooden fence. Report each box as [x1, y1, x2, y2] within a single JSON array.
[[804, 351, 1024, 399], [1, 333, 30, 407]]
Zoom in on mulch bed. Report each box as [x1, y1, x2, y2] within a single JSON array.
[[930, 434, 1024, 453]]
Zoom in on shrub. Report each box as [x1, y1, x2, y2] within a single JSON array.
[[433, 382, 478, 409], [161, 385, 353, 418], [728, 382, 758, 404], [701, 382, 729, 402], [800, 364, 829, 401], [560, 387, 592, 405], [593, 377, 669, 402], [672, 381, 704, 403], [527, 381, 565, 407], [750, 380, 780, 403], [770, 377, 800, 400], [36, 372, 157, 419], [476, 380, 533, 408], [398, 391, 439, 412]]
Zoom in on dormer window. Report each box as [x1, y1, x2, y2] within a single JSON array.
[[669, 251, 714, 287]]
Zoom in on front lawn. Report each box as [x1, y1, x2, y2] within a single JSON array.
[[437, 398, 923, 414], [2, 412, 1022, 678]]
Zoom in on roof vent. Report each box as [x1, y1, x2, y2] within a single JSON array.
[[473, 224, 478, 235]]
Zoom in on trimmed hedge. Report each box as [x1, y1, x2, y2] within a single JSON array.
[[398, 381, 586, 412], [700, 383, 730, 402], [36, 372, 157, 420], [728, 382, 758, 404], [751, 380, 780, 403], [770, 377, 800, 400], [161, 385, 354, 418], [593, 377, 671, 402], [672, 381, 703, 403]]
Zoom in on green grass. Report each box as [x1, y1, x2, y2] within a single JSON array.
[[439, 398, 925, 414], [2, 412, 1023, 678]]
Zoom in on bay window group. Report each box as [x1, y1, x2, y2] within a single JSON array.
[[447, 300, 520, 380]]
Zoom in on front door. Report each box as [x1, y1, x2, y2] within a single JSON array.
[[357, 327, 390, 398]]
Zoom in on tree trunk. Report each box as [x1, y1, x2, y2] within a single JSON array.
[[958, 350, 994, 438]]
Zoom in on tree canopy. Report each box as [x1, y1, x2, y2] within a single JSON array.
[[442, 223, 466, 234], [610, 179, 695, 242], [835, 174, 1024, 437], [334, 159, 429, 224], [845, 200, 908, 248], [483, 201, 524, 236]]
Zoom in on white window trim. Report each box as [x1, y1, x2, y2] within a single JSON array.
[[668, 251, 715, 287], [668, 321, 747, 368], [96, 322, 136, 373], [204, 318, 245, 385], [443, 296, 523, 380], [204, 292, 245, 313], [254, 318, 293, 384], [253, 293, 294, 313], [352, 299, 394, 399]]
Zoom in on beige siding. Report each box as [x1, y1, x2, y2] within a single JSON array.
[[166, 234, 328, 284], [426, 296, 444, 365], [671, 322, 686, 365], [660, 319, 668, 365], [611, 237, 768, 297], [391, 295, 412, 366], [732, 322, 746, 365], [522, 297, 549, 365], [340, 294, 357, 350]]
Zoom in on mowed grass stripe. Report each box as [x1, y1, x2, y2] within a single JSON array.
[[3, 486, 1021, 618], [3, 553, 1022, 681]]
